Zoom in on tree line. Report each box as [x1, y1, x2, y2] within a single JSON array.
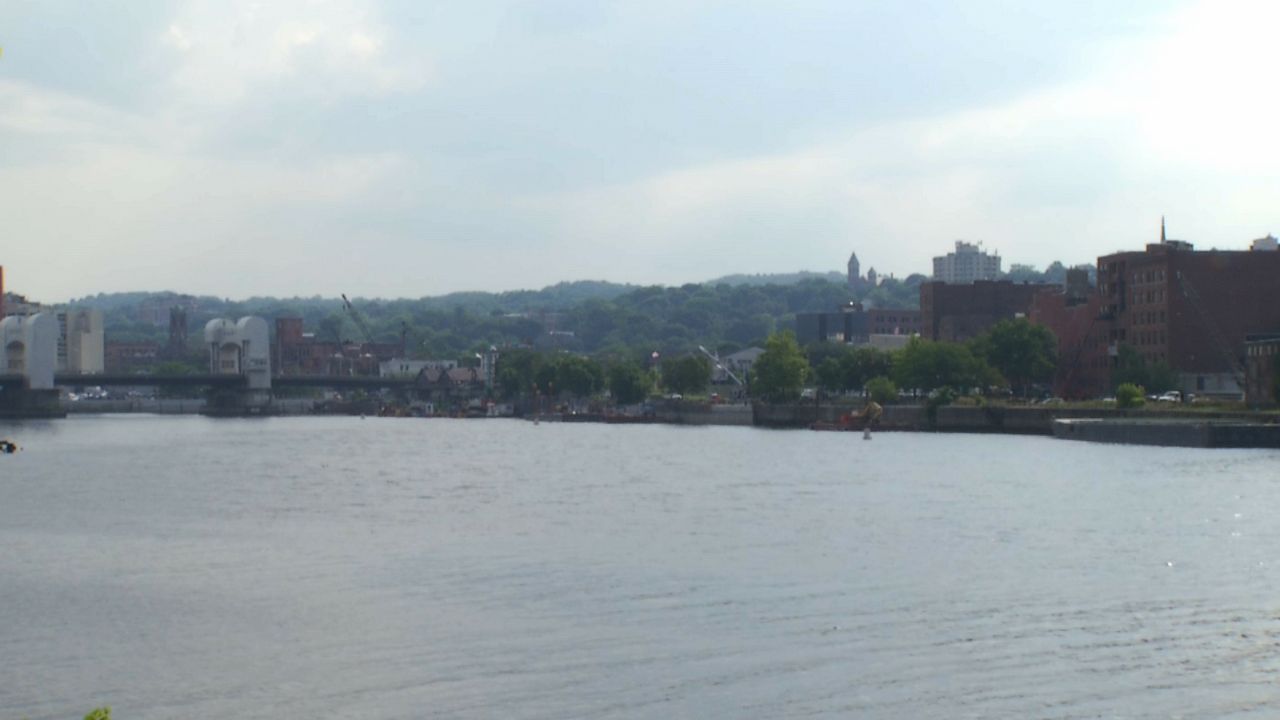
[[489, 317, 1062, 406], [746, 318, 1058, 403]]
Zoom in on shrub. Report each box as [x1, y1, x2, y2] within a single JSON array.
[[924, 385, 957, 425], [1116, 382, 1145, 408], [865, 376, 898, 405]]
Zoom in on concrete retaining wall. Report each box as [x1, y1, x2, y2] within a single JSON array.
[[65, 398, 318, 415], [1054, 418, 1280, 448], [754, 402, 1276, 435]]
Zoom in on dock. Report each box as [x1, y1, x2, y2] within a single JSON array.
[[1053, 418, 1280, 448]]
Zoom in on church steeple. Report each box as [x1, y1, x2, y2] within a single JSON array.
[[1161, 216, 1167, 244]]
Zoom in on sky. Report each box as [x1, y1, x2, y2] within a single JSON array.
[[2, 0, 1278, 301]]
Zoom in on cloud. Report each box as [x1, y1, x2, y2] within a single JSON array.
[[515, 0, 1280, 282], [4, 0, 1278, 301], [160, 0, 431, 108]]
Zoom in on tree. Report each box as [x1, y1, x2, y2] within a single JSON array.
[[607, 361, 652, 405], [661, 355, 711, 396], [814, 357, 845, 395], [752, 331, 809, 402], [970, 318, 1057, 397], [1116, 382, 1145, 408], [806, 345, 894, 395], [865, 376, 898, 404], [495, 349, 544, 400], [1112, 344, 1177, 394], [554, 355, 604, 398], [892, 337, 991, 394]]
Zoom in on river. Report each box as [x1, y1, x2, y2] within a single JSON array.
[[2, 416, 1279, 719]]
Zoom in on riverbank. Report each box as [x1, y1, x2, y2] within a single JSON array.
[[751, 401, 1280, 436], [64, 398, 318, 415], [29, 397, 1280, 448]]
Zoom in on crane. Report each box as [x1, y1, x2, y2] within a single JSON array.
[[341, 294, 375, 346], [697, 345, 743, 385], [1174, 271, 1247, 390]]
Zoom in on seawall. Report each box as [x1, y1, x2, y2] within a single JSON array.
[[1054, 418, 1280, 448], [752, 402, 1279, 436], [64, 398, 318, 415]]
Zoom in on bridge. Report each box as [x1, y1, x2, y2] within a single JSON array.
[[1, 373, 418, 391], [2, 314, 431, 417]]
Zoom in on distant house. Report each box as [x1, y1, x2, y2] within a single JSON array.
[[414, 366, 485, 406], [716, 347, 764, 384]]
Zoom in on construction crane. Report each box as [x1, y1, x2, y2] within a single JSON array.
[[341, 294, 375, 345], [1174, 271, 1247, 390], [697, 345, 743, 385]]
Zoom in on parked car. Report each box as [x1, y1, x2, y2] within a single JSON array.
[[1156, 391, 1182, 403]]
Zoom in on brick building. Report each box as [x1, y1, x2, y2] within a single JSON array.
[[796, 303, 921, 345], [1244, 334, 1280, 407], [105, 341, 161, 373], [1096, 235, 1280, 396], [1029, 272, 1109, 398], [273, 317, 401, 376], [919, 281, 1048, 343]]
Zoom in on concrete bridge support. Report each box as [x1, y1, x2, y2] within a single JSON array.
[[0, 313, 65, 418], [202, 316, 273, 416]]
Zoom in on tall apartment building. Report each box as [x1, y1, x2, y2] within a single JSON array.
[[55, 308, 105, 374], [932, 241, 1002, 284], [1095, 236, 1280, 396]]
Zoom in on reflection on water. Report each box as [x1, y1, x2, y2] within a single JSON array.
[[2, 416, 1279, 719]]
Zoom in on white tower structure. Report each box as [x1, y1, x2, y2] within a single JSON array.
[[0, 313, 58, 389], [204, 316, 272, 390]]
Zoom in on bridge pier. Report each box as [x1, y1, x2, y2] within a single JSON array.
[[0, 387, 65, 419], [201, 316, 274, 417], [0, 313, 64, 418]]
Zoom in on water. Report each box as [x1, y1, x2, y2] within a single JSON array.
[[2, 416, 1279, 719]]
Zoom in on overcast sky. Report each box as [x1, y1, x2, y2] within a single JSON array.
[[3, 0, 1278, 301]]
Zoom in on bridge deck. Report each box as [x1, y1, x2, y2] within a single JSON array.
[[55, 373, 247, 388], [2, 373, 417, 390]]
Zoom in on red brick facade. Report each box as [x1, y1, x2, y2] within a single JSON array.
[[919, 281, 1049, 342], [1029, 290, 1109, 398], [1098, 243, 1280, 391], [273, 317, 401, 376]]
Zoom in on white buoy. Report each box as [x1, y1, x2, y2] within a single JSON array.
[[863, 427, 872, 440]]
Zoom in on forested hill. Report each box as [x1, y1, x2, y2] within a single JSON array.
[[69, 277, 875, 360], [705, 271, 846, 286], [68, 262, 1079, 362]]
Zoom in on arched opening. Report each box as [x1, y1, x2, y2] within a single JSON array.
[[217, 342, 241, 373], [5, 340, 25, 373]]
